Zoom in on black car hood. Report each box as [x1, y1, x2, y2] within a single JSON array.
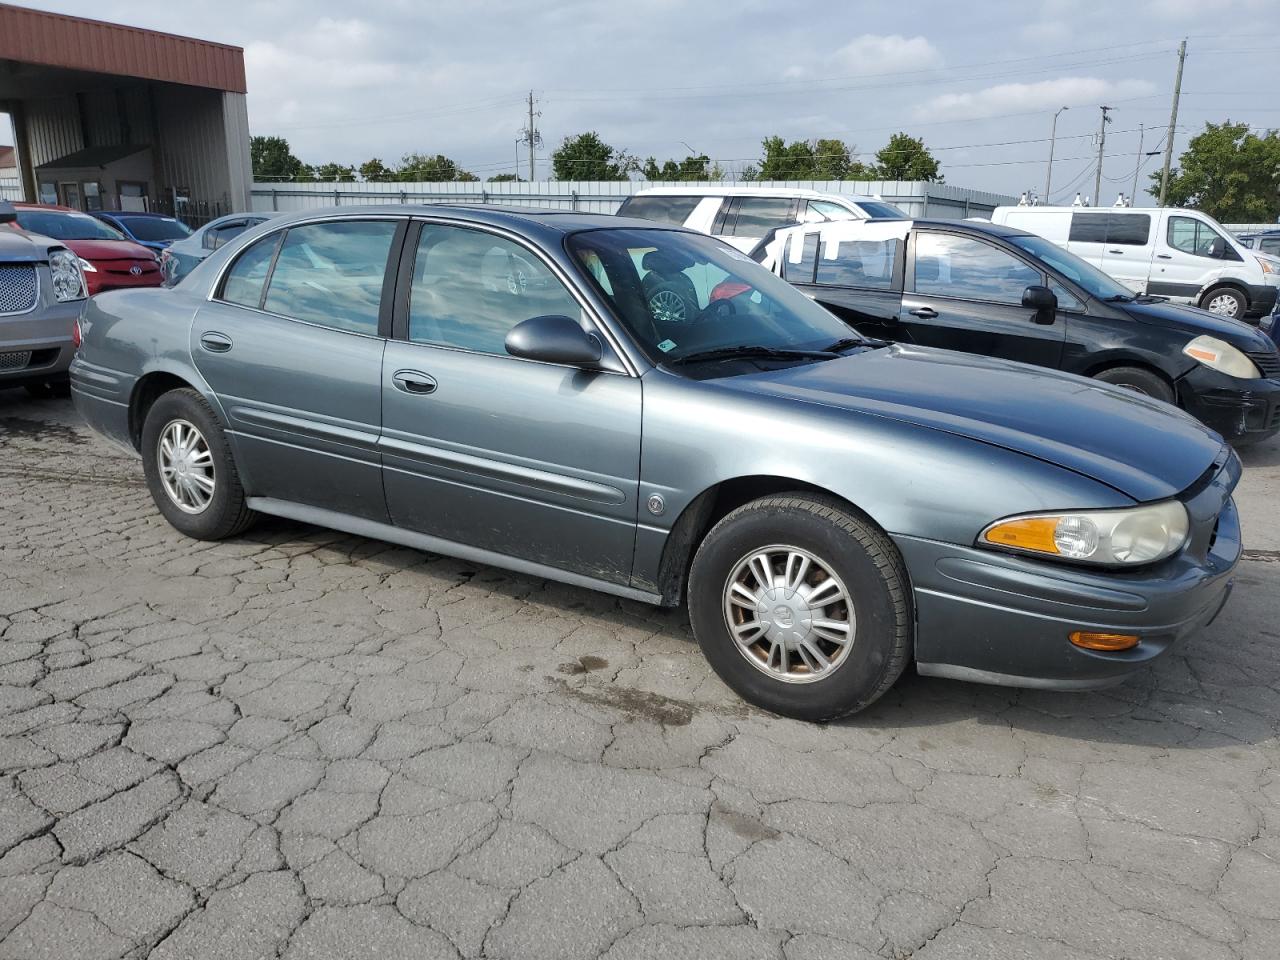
[[737, 344, 1223, 502], [1122, 297, 1277, 351]]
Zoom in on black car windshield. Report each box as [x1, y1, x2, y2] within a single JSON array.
[[117, 216, 192, 242], [1008, 234, 1135, 301], [15, 210, 125, 241], [567, 228, 856, 369]]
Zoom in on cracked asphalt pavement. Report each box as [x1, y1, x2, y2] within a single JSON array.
[[1, 393, 1279, 960]]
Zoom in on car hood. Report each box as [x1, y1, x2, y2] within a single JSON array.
[[0, 226, 57, 262], [732, 343, 1224, 502], [1121, 297, 1277, 351], [59, 237, 157, 262]]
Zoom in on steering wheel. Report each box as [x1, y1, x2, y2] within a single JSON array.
[[694, 298, 737, 324]]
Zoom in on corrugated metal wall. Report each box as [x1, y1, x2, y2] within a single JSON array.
[[152, 84, 234, 212], [250, 179, 1017, 219], [21, 95, 81, 168]]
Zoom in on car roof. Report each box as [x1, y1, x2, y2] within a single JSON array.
[[93, 210, 180, 219], [630, 186, 877, 202], [773, 216, 1033, 240], [14, 202, 82, 213], [263, 203, 692, 237]]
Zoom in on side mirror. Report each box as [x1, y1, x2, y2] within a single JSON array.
[[1207, 237, 1226, 259], [1022, 284, 1057, 312], [0, 201, 16, 225], [505, 315, 602, 367]]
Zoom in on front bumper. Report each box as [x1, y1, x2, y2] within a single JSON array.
[[1178, 365, 1280, 445], [0, 298, 82, 389], [1245, 282, 1278, 319], [898, 459, 1242, 691]]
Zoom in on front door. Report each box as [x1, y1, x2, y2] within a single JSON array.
[[192, 217, 404, 520], [380, 221, 642, 584], [900, 230, 1065, 368], [1153, 213, 1242, 306]]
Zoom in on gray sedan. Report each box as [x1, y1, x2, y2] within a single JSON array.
[[70, 205, 1240, 720]]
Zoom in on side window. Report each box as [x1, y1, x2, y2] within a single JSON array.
[[1048, 279, 1086, 313], [1069, 213, 1150, 245], [205, 221, 243, 251], [914, 233, 1041, 304], [1068, 213, 1108, 243], [806, 200, 855, 223], [219, 234, 280, 308], [1167, 216, 1233, 258], [618, 195, 702, 227], [1262, 238, 1280, 256], [725, 198, 797, 237], [816, 237, 900, 290], [408, 225, 582, 355], [262, 220, 398, 334], [782, 233, 819, 283]]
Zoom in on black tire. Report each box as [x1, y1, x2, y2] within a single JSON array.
[[24, 380, 71, 399], [1200, 286, 1247, 319], [687, 494, 912, 721], [1092, 366, 1175, 404], [644, 277, 699, 325], [140, 388, 256, 540]]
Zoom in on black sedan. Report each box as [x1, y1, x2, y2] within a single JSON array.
[[753, 218, 1280, 445]]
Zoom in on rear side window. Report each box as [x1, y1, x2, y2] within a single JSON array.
[[618, 195, 702, 227], [262, 220, 398, 334], [1069, 213, 1151, 246], [205, 221, 248, 251], [219, 234, 281, 308], [815, 237, 900, 290], [724, 197, 797, 237]]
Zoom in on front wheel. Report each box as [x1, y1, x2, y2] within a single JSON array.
[[1091, 366, 1175, 404], [1201, 287, 1247, 319], [141, 388, 256, 540], [687, 495, 912, 721]]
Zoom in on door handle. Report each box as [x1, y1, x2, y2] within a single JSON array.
[[1108, 249, 1125, 254], [1157, 254, 1173, 260], [908, 307, 938, 319], [392, 370, 437, 395], [199, 332, 232, 353]]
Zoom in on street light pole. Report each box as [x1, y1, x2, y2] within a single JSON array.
[[1045, 106, 1069, 201]]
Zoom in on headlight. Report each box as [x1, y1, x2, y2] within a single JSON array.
[[980, 500, 1189, 566], [1183, 334, 1260, 378], [49, 249, 87, 302], [76, 257, 97, 273], [1256, 256, 1279, 275]]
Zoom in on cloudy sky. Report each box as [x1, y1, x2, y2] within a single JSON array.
[[3, 0, 1278, 199]]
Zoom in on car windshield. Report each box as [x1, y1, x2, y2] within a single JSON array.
[[1008, 233, 1135, 301], [568, 227, 857, 370], [15, 210, 125, 241], [118, 216, 192, 242]]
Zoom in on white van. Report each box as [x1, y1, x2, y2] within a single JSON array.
[[617, 187, 906, 253], [990, 206, 1279, 320]]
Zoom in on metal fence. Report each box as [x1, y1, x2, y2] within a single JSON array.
[[1225, 223, 1280, 235], [249, 179, 1017, 221], [0, 178, 21, 202]]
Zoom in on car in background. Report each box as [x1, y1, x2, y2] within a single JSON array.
[[5, 203, 162, 295], [1237, 230, 1280, 257], [754, 217, 1280, 445], [0, 201, 87, 397], [72, 204, 1241, 720], [617, 187, 906, 252], [91, 211, 193, 252], [159, 212, 274, 286], [992, 205, 1278, 320]]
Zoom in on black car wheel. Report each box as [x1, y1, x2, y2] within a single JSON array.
[[687, 494, 912, 721], [1092, 366, 1175, 405], [141, 388, 256, 541]]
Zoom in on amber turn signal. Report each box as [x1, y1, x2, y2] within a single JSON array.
[[982, 517, 1061, 554], [1069, 631, 1140, 651]]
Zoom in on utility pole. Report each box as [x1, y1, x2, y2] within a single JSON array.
[[1130, 123, 1144, 206], [1045, 106, 1069, 201], [1092, 105, 1112, 207], [1158, 39, 1187, 207], [518, 91, 542, 182]]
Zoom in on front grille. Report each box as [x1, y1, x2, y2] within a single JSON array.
[[103, 261, 160, 277], [1248, 349, 1280, 379], [0, 350, 33, 371], [0, 264, 38, 314]]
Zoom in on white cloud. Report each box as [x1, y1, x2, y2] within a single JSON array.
[[913, 76, 1157, 121], [784, 33, 940, 80]]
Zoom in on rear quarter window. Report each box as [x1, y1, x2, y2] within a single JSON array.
[[815, 237, 900, 290], [1069, 212, 1151, 245]]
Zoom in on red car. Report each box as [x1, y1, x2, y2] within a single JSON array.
[[6, 203, 163, 295]]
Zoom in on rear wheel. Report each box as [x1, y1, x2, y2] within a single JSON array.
[[141, 388, 256, 540], [1201, 286, 1247, 319], [1092, 366, 1175, 404], [687, 495, 912, 721]]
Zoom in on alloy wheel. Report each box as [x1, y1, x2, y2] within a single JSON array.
[[157, 419, 215, 514]]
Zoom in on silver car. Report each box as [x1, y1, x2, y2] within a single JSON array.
[[71, 205, 1240, 720], [0, 201, 87, 397]]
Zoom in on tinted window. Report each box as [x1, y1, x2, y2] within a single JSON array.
[[15, 210, 124, 241], [1069, 212, 1151, 245], [120, 217, 192, 242], [852, 200, 907, 218], [1167, 216, 1231, 258], [725, 197, 796, 237], [914, 233, 1041, 304], [618, 195, 702, 227], [782, 233, 819, 283], [220, 234, 280, 308], [205, 221, 247, 250], [815, 237, 900, 290], [262, 220, 397, 334], [408, 225, 581, 355]]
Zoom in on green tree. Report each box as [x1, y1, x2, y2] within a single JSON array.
[[250, 135, 308, 180], [641, 154, 719, 181], [874, 133, 942, 182], [1150, 121, 1280, 221], [359, 158, 393, 182], [487, 173, 523, 182], [313, 162, 356, 182], [395, 153, 477, 182], [551, 132, 636, 180], [755, 137, 864, 180]]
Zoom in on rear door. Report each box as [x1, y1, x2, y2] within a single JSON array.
[[715, 197, 801, 251], [781, 226, 905, 341], [900, 229, 1066, 367], [192, 217, 404, 520], [1097, 212, 1156, 292]]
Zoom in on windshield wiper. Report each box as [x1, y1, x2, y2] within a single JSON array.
[[668, 345, 839, 366], [1104, 294, 1136, 303], [821, 337, 866, 353]]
